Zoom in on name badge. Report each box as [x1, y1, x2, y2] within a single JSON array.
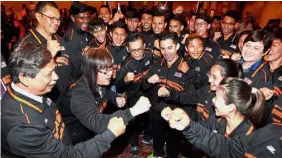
[[174, 72, 183, 78], [145, 60, 150, 66], [230, 44, 237, 49], [205, 47, 212, 52]]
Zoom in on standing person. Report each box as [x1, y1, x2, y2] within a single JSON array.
[[209, 15, 222, 39], [125, 9, 140, 33], [89, 18, 111, 48], [1, 43, 127, 158], [140, 9, 154, 49]]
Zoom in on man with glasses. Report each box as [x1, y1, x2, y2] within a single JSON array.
[[195, 13, 220, 58], [116, 33, 154, 157], [213, 10, 240, 58], [15, 1, 72, 104], [89, 18, 111, 48]]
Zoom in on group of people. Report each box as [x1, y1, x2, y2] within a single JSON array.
[[1, 1, 282, 158]]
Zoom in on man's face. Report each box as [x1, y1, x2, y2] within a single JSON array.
[[160, 39, 179, 63], [99, 7, 112, 23], [90, 26, 107, 43], [128, 38, 145, 60], [26, 61, 58, 95], [36, 5, 61, 35], [110, 28, 127, 46], [152, 16, 166, 34], [221, 16, 236, 36], [27, 4, 36, 19], [187, 15, 196, 32], [141, 13, 152, 30], [211, 19, 220, 32], [195, 19, 209, 37], [187, 38, 204, 59], [265, 39, 282, 62], [72, 11, 90, 31], [169, 19, 183, 36], [126, 18, 139, 32]]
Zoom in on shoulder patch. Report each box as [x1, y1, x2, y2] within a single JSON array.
[[178, 59, 189, 73]]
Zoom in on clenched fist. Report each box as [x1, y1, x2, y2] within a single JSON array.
[[130, 96, 151, 117], [158, 86, 170, 97], [147, 74, 160, 84], [116, 97, 126, 108], [108, 117, 126, 137], [168, 108, 190, 131], [124, 72, 135, 82], [161, 107, 172, 121], [47, 40, 65, 57]]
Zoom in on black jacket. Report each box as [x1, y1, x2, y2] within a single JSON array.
[[216, 33, 239, 56], [1, 85, 116, 158], [182, 121, 282, 158], [15, 28, 73, 103], [60, 78, 134, 144]]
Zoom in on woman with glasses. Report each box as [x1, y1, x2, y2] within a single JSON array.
[[59, 48, 151, 145]]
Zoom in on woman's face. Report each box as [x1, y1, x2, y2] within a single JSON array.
[[208, 65, 224, 91], [96, 68, 113, 85], [213, 90, 231, 117], [242, 41, 264, 63]]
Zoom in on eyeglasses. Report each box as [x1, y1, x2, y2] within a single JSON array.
[[38, 12, 61, 23], [98, 68, 113, 75], [129, 47, 145, 54], [222, 21, 235, 27], [195, 22, 207, 27]]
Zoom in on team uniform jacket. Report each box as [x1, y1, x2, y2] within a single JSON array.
[[59, 78, 134, 144], [143, 57, 194, 113], [182, 121, 282, 158], [267, 95, 282, 124], [64, 23, 92, 80], [184, 52, 216, 90], [216, 33, 239, 56], [266, 64, 282, 97], [1, 84, 116, 158], [15, 28, 73, 103], [116, 51, 154, 105], [142, 33, 163, 63], [203, 37, 221, 58], [140, 30, 154, 50], [241, 59, 273, 89]]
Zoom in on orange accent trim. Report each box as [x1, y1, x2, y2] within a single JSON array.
[[246, 125, 254, 136], [274, 86, 282, 96], [244, 153, 257, 158], [272, 108, 282, 119], [17, 34, 32, 46], [158, 79, 184, 91], [70, 28, 74, 40], [99, 101, 107, 113], [274, 104, 282, 111], [20, 103, 30, 124], [133, 70, 149, 83], [251, 61, 267, 78], [54, 110, 65, 140], [69, 82, 77, 89], [224, 133, 230, 138], [7, 86, 43, 113], [177, 58, 189, 73], [29, 29, 42, 44], [272, 118, 281, 124]]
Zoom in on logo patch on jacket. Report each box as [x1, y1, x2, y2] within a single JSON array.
[[230, 44, 237, 49], [145, 60, 150, 66], [205, 47, 212, 52], [174, 72, 183, 78], [195, 66, 200, 72]]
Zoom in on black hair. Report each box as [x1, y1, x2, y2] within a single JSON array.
[[159, 31, 177, 44], [272, 28, 282, 42], [185, 33, 203, 46], [212, 15, 222, 21], [9, 43, 52, 83], [224, 10, 239, 22], [100, 5, 111, 14], [36, 1, 59, 13], [126, 32, 144, 46], [69, 1, 90, 16], [110, 20, 127, 32], [89, 18, 106, 32], [196, 13, 211, 23], [244, 29, 272, 52], [126, 9, 140, 19], [239, 30, 251, 39], [214, 59, 244, 79]]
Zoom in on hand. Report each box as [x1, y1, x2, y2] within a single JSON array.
[[181, 34, 189, 44], [113, 12, 123, 23], [124, 72, 135, 82], [168, 108, 190, 131], [173, 6, 184, 14], [82, 46, 90, 56], [231, 53, 241, 61], [161, 107, 172, 121], [158, 86, 170, 97], [47, 40, 65, 57], [221, 50, 232, 57], [55, 55, 69, 66], [147, 74, 160, 84], [154, 39, 160, 49], [107, 117, 126, 137], [116, 97, 126, 108], [213, 31, 221, 41], [260, 87, 274, 100], [130, 96, 151, 117]]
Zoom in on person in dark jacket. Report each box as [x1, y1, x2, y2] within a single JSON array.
[[139, 9, 154, 50], [162, 102, 282, 158], [60, 47, 151, 145], [89, 18, 111, 48], [1, 43, 127, 158]]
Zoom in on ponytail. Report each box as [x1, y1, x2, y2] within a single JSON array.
[[247, 88, 265, 128]]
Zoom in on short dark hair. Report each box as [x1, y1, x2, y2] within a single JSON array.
[[9, 43, 52, 83], [159, 31, 177, 44], [100, 5, 111, 14], [152, 9, 165, 18], [212, 15, 222, 21], [171, 15, 186, 27], [126, 9, 140, 20], [224, 10, 239, 22], [196, 13, 211, 23], [36, 1, 58, 13], [127, 32, 144, 46], [244, 29, 272, 52], [69, 1, 90, 16], [185, 33, 203, 46], [272, 28, 282, 42], [141, 9, 152, 16], [111, 21, 127, 32], [89, 18, 106, 32], [239, 30, 251, 39]]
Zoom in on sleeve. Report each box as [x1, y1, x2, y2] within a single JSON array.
[[107, 89, 119, 106], [116, 65, 131, 94], [142, 68, 154, 91], [7, 124, 116, 158], [70, 88, 133, 134], [182, 121, 247, 158]]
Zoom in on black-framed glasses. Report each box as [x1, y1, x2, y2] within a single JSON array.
[[129, 47, 145, 54], [222, 21, 235, 27], [38, 12, 61, 23], [98, 68, 113, 75]]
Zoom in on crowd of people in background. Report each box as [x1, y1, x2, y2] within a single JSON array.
[[1, 1, 281, 158]]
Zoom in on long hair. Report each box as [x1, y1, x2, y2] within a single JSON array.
[[82, 48, 113, 99], [217, 77, 265, 128]]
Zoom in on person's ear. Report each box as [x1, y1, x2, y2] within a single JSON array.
[[207, 24, 211, 30], [35, 12, 42, 22], [18, 73, 30, 87], [70, 15, 75, 23], [228, 103, 237, 113]]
